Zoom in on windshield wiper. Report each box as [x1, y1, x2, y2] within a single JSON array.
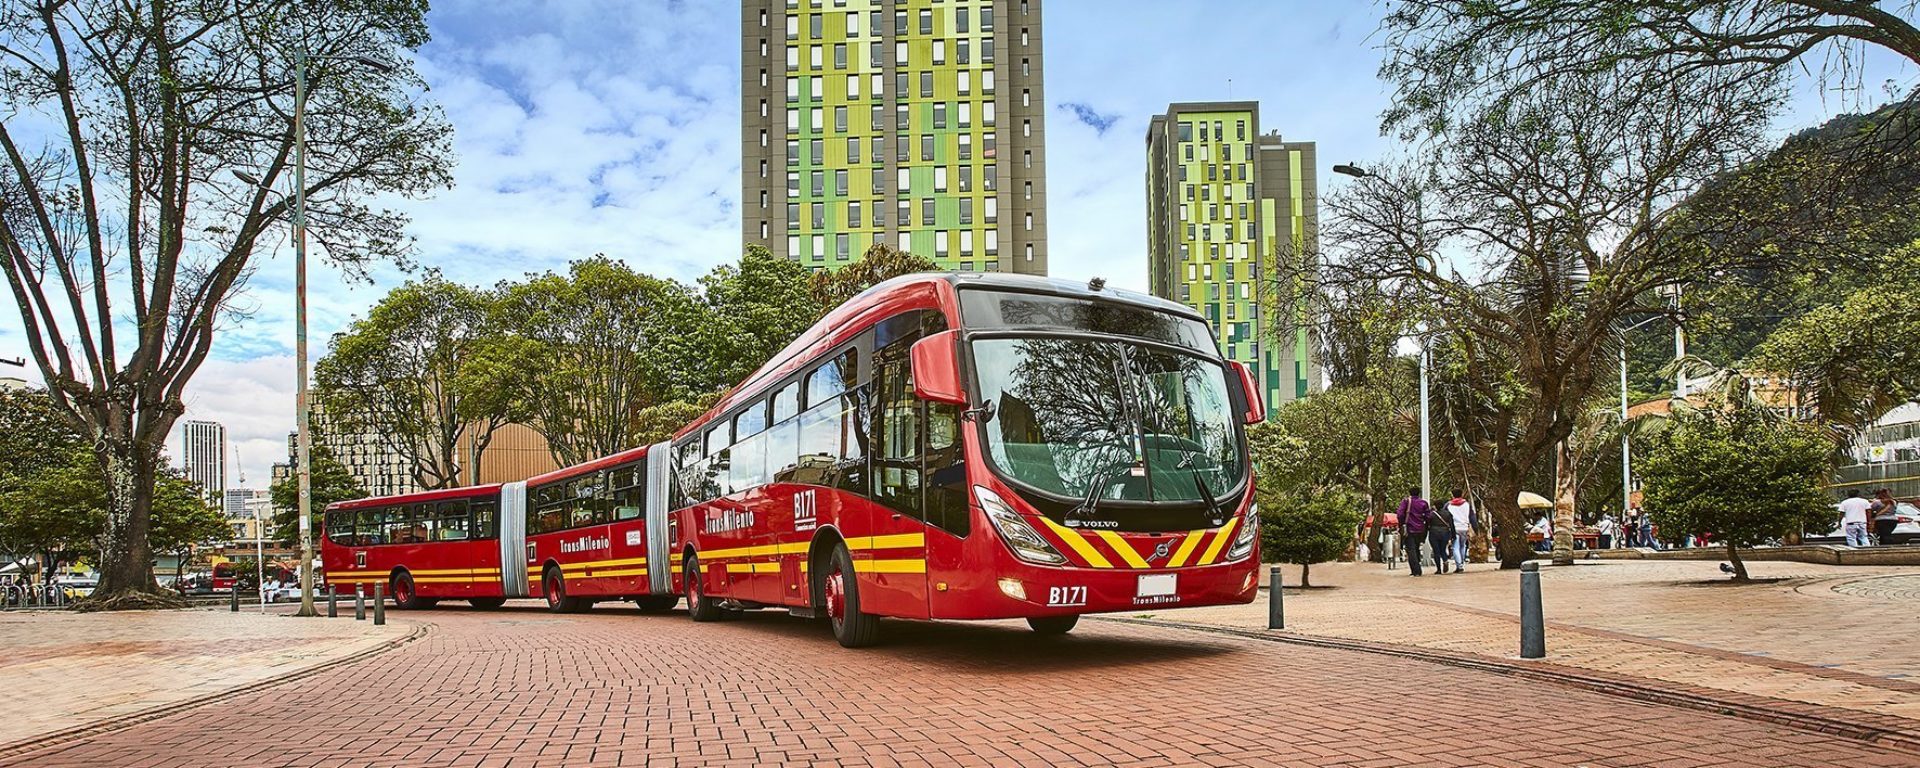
[[1179, 449, 1229, 527], [1067, 459, 1137, 528]]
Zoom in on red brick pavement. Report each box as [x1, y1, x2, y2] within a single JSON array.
[[8, 603, 1919, 768]]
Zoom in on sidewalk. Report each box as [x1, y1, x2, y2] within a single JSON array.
[[1160, 560, 1920, 739], [0, 607, 414, 749]]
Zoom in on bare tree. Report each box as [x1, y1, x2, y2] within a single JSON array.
[[0, 0, 451, 602]]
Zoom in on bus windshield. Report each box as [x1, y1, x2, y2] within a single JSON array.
[[971, 336, 1245, 512]]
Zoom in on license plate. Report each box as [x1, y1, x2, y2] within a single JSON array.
[[1137, 573, 1176, 597]]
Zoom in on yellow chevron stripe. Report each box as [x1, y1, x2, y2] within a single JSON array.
[[853, 559, 926, 574], [1038, 517, 1113, 569], [1095, 530, 1151, 569], [1166, 529, 1207, 568], [1198, 517, 1240, 565]]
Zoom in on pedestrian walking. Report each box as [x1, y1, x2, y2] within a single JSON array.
[[1839, 490, 1873, 548], [1530, 514, 1553, 552], [1595, 513, 1617, 551], [1871, 488, 1900, 547], [1399, 489, 1432, 576], [1426, 502, 1453, 574], [1444, 490, 1474, 572]]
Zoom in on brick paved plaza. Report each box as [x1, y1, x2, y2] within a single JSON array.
[[5, 570, 1920, 768]]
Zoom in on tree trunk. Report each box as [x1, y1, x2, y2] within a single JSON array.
[[1299, 562, 1312, 588], [1489, 473, 1532, 568], [1726, 541, 1750, 582], [1551, 440, 1577, 566], [92, 441, 163, 597]]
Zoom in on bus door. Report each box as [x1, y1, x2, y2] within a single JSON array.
[[866, 353, 931, 618]]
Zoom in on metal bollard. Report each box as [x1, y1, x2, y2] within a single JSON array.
[[1267, 565, 1284, 630], [354, 588, 366, 621], [372, 583, 386, 626], [230, 586, 240, 612], [1520, 561, 1546, 659], [327, 586, 338, 618]]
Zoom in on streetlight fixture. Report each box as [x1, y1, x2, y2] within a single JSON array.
[[1331, 161, 1432, 495], [0, 357, 23, 368], [235, 50, 394, 618]]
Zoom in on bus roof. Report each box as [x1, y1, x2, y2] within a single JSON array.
[[669, 271, 1204, 444], [524, 444, 651, 488], [327, 484, 503, 512]]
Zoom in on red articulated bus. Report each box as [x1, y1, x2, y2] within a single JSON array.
[[321, 445, 680, 612], [669, 273, 1266, 647]]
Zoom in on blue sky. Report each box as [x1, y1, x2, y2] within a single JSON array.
[[2, 1, 1913, 486]]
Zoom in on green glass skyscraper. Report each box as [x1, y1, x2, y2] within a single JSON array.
[[1145, 102, 1318, 408], [742, 0, 1049, 274]]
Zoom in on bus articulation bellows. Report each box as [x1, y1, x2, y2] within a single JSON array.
[[322, 273, 1266, 648]]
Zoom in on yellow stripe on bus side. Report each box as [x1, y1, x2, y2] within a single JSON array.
[[847, 533, 924, 551], [1166, 529, 1208, 568], [853, 559, 926, 574], [1198, 517, 1240, 565], [587, 567, 651, 579], [561, 556, 647, 572], [1037, 517, 1113, 569], [1095, 530, 1151, 569]]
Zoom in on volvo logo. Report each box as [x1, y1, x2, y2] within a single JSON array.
[[1149, 540, 1173, 562]]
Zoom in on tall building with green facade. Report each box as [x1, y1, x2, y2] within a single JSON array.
[[742, 0, 1049, 274], [1145, 102, 1318, 408]]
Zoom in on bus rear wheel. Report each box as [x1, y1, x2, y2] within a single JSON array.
[[543, 568, 584, 614], [390, 572, 436, 610], [634, 594, 679, 613], [685, 555, 723, 622], [822, 543, 879, 648], [468, 597, 506, 610], [1028, 615, 1079, 635]]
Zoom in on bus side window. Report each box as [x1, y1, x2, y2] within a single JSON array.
[[875, 358, 923, 519], [924, 402, 968, 536], [471, 500, 498, 539], [358, 508, 382, 546], [437, 500, 470, 541]]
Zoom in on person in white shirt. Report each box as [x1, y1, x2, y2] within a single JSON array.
[[1595, 513, 1619, 549], [1839, 490, 1874, 547], [1444, 491, 1474, 573]]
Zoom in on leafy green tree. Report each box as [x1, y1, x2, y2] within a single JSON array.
[[0, 448, 106, 586], [489, 257, 706, 465], [149, 470, 230, 582], [1257, 489, 1364, 588], [1639, 398, 1833, 581], [807, 243, 939, 311], [270, 446, 368, 547], [1251, 364, 1418, 561], [317, 273, 505, 489], [0, 1, 452, 601], [695, 245, 826, 393], [1751, 283, 1920, 439]]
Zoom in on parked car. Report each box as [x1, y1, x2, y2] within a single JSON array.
[[172, 572, 216, 596], [54, 577, 97, 599], [1806, 502, 1920, 545]]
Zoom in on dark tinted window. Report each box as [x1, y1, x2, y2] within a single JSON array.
[[958, 289, 1215, 353], [471, 500, 499, 539]]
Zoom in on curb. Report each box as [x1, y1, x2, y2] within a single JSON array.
[[1095, 616, 1920, 757], [0, 618, 429, 763]]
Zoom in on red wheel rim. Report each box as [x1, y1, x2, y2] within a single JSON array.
[[395, 578, 410, 604], [545, 573, 560, 608], [825, 563, 846, 626], [685, 563, 698, 605]]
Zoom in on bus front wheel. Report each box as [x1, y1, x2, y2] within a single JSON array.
[[391, 571, 436, 610], [543, 568, 584, 614], [685, 555, 724, 622], [1028, 615, 1079, 635], [822, 543, 880, 648]]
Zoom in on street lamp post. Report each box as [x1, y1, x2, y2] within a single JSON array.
[[1617, 315, 1666, 522], [236, 50, 391, 619], [1332, 162, 1433, 496]]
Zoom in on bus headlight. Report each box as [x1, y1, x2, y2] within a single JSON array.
[[976, 485, 1067, 566], [1227, 502, 1259, 561]]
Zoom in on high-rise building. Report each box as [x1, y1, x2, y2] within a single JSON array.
[[179, 420, 226, 504], [741, 0, 1050, 274], [224, 487, 261, 518], [1146, 102, 1319, 409]]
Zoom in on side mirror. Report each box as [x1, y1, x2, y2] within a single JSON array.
[[1231, 361, 1266, 424], [910, 329, 968, 405]]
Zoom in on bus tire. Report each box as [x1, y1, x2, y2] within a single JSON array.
[[822, 543, 880, 648], [685, 554, 724, 622], [468, 597, 506, 610], [390, 571, 435, 610], [634, 594, 679, 613], [1027, 615, 1079, 635], [542, 567, 584, 613]]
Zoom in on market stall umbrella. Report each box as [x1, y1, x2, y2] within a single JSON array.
[[1518, 491, 1555, 509]]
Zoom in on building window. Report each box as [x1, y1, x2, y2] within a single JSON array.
[[920, 71, 933, 97], [983, 71, 995, 94], [935, 230, 949, 256], [956, 7, 970, 32], [921, 134, 934, 161], [982, 7, 994, 31], [959, 164, 972, 191], [1024, 212, 1033, 231], [933, 166, 947, 192], [919, 9, 931, 34], [960, 229, 974, 255], [849, 201, 862, 227], [810, 14, 822, 39], [959, 198, 973, 225], [985, 197, 997, 222], [1023, 181, 1032, 200], [837, 233, 851, 260], [812, 234, 826, 261], [834, 169, 848, 195], [933, 40, 945, 65], [834, 43, 846, 69], [922, 198, 935, 225], [1024, 243, 1033, 261], [958, 134, 971, 160], [812, 202, 826, 228], [933, 103, 947, 129]]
